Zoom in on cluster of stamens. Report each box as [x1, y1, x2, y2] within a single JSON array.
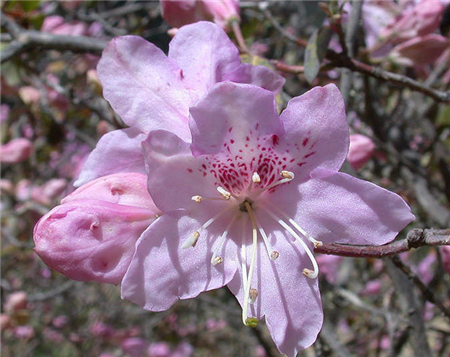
[[185, 170, 322, 327]]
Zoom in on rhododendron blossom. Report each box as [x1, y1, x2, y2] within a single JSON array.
[[75, 21, 284, 187], [121, 82, 414, 356]]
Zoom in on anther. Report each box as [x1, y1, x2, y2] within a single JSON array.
[[281, 170, 294, 180], [217, 186, 231, 200], [245, 317, 258, 328], [252, 172, 261, 183], [249, 288, 258, 304], [211, 256, 223, 266], [191, 195, 202, 203], [182, 231, 200, 249], [270, 251, 280, 260], [302, 268, 318, 279]]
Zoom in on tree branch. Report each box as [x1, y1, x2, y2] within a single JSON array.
[[314, 228, 450, 258]]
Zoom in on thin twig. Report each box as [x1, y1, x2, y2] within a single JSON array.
[[315, 228, 450, 258], [390, 256, 450, 320]]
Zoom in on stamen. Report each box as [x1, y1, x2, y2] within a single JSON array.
[[281, 170, 295, 179], [258, 171, 295, 194], [254, 214, 279, 260], [217, 186, 231, 200], [191, 195, 227, 203], [191, 195, 202, 203], [252, 172, 261, 183], [267, 202, 323, 248], [211, 214, 237, 266], [241, 219, 248, 297], [183, 206, 233, 249], [249, 288, 258, 304], [182, 231, 200, 249], [211, 256, 223, 266], [261, 206, 319, 279], [242, 202, 258, 326]]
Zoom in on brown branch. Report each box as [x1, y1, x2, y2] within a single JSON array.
[[314, 228, 450, 258], [263, 8, 450, 103], [390, 256, 450, 320], [1, 14, 108, 63]]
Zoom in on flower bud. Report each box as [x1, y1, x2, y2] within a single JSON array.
[[4, 291, 28, 313], [0, 138, 32, 164], [34, 199, 158, 285], [61, 172, 159, 211], [161, 0, 239, 31], [347, 134, 375, 170], [390, 34, 450, 66]]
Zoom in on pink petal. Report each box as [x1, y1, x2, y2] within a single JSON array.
[[391, 34, 449, 66], [223, 63, 285, 95], [168, 22, 241, 95], [270, 169, 415, 245], [189, 82, 282, 156], [160, 0, 204, 28], [74, 128, 146, 187], [121, 211, 238, 311], [279, 84, 349, 181], [34, 200, 156, 285], [228, 227, 323, 355], [0, 138, 33, 164], [97, 36, 192, 141], [143, 130, 218, 212], [63, 172, 159, 212]]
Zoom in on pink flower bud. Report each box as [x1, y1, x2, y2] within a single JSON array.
[[381, 0, 444, 43], [360, 280, 382, 296], [121, 337, 149, 357], [90, 321, 115, 338], [61, 172, 159, 211], [18, 86, 41, 106], [42, 15, 88, 36], [13, 325, 35, 339], [52, 315, 69, 329], [0, 138, 32, 164], [148, 342, 171, 357], [42, 179, 67, 200], [34, 199, 158, 285], [4, 291, 28, 313], [391, 34, 449, 66], [161, 0, 239, 30], [347, 134, 375, 170], [441, 246, 450, 274], [1, 104, 10, 122], [0, 314, 11, 331]]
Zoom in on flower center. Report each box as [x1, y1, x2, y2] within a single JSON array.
[[186, 170, 323, 327]]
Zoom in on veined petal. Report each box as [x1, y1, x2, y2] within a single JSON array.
[[63, 172, 160, 212], [74, 128, 146, 187], [168, 22, 241, 95], [121, 211, 238, 311], [279, 84, 349, 182], [270, 169, 415, 245], [33, 200, 157, 285], [189, 82, 283, 156], [223, 63, 285, 95], [97, 36, 191, 140], [143, 130, 219, 212], [228, 222, 323, 356]]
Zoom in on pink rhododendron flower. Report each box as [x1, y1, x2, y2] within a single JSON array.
[[442, 246, 450, 274], [316, 254, 343, 284], [171, 342, 193, 357], [33, 173, 161, 285], [360, 279, 382, 296], [0, 104, 10, 122], [15, 179, 67, 205], [390, 34, 450, 66], [148, 342, 171, 357], [4, 291, 27, 313], [379, 0, 444, 44], [75, 22, 284, 186], [13, 325, 35, 339], [90, 321, 115, 338], [121, 337, 149, 357], [161, 0, 239, 30], [121, 82, 414, 356], [0, 314, 11, 331], [347, 134, 375, 170], [41, 15, 88, 36], [0, 138, 33, 164], [52, 315, 69, 329]]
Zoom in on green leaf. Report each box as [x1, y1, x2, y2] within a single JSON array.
[[304, 27, 333, 84], [21, 0, 41, 12]]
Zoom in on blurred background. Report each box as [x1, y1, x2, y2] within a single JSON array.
[[1, 1, 449, 356]]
